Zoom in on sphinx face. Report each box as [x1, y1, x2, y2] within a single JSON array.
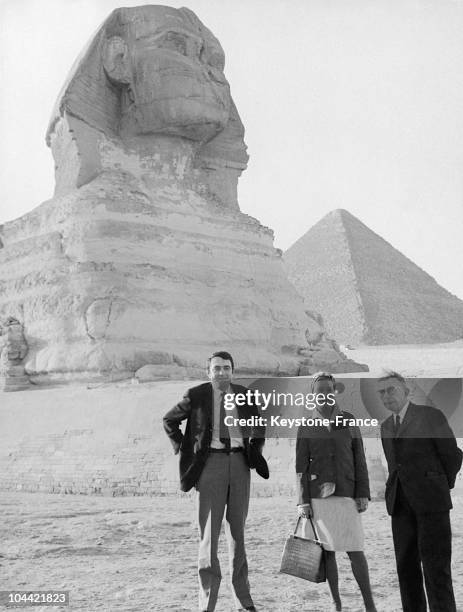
[[114, 8, 232, 142]]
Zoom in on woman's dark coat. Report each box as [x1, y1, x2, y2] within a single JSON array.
[[296, 410, 370, 504]]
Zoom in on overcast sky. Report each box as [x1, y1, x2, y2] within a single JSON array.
[[1, 0, 463, 299]]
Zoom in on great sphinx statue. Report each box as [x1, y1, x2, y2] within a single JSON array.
[[0, 6, 366, 380]]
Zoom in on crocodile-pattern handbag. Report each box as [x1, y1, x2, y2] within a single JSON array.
[[279, 515, 326, 583]]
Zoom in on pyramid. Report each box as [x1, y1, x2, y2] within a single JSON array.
[[284, 209, 463, 345]]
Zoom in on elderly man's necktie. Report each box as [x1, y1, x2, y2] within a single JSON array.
[[393, 414, 401, 437], [219, 391, 231, 450]]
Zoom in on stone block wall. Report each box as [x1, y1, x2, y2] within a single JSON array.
[[0, 380, 387, 498]]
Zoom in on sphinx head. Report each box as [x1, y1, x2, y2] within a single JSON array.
[[102, 6, 231, 140], [47, 6, 248, 206]]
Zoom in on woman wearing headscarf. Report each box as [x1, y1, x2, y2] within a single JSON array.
[[296, 372, 377, 612]]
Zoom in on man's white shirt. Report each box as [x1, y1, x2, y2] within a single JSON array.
[[395, 401, 410, 427], [210, 384, 243, 449]]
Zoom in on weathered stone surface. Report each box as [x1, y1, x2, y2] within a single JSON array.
[[285, 209, 463, 345], [0, 317, 30, 391], [46, 5, 247, 209], [0, 381, 387, 498], [0, 7, 364, 380]]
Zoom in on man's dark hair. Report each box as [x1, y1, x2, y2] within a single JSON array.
[[207, 350, 235, 372], [377, 370, 406, 385]]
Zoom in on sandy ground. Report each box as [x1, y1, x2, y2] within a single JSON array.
[[347, 341, 463, 377], [1, 491, 463, 612]]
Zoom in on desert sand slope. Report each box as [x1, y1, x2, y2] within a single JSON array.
[[348, 339, 463, 376]]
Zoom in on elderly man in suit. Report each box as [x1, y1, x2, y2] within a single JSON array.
[[378, 371, 462, 612], [163, 350, 268, 612]]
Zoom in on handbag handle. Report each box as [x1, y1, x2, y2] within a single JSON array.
[[294, 515, 303, 535], [294, 514, 323, 545], [296, 449, 323, 545]]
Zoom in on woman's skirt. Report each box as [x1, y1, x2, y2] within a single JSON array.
[[301, 496, 364, 552]]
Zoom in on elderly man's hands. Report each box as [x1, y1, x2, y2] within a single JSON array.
[[355, 497, 369, 513], [297, 503, 313, 518]]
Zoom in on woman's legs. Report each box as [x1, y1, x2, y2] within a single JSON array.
[[347, 551, 377, 611], [324, 551, 342, 610]]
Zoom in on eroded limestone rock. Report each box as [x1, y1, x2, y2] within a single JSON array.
[[0, 317, 30, 391], [46, 5, 247, 210], [0, 7, 366, 380]]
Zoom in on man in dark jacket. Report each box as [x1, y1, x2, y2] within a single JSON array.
[[163, 351, 268, 612], [378, 371, 462, 612]]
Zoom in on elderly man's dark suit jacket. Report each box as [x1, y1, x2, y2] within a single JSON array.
[[381, 402, 462, 612], [163, 381, 268, 492], [381, 403, 462, 515]]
